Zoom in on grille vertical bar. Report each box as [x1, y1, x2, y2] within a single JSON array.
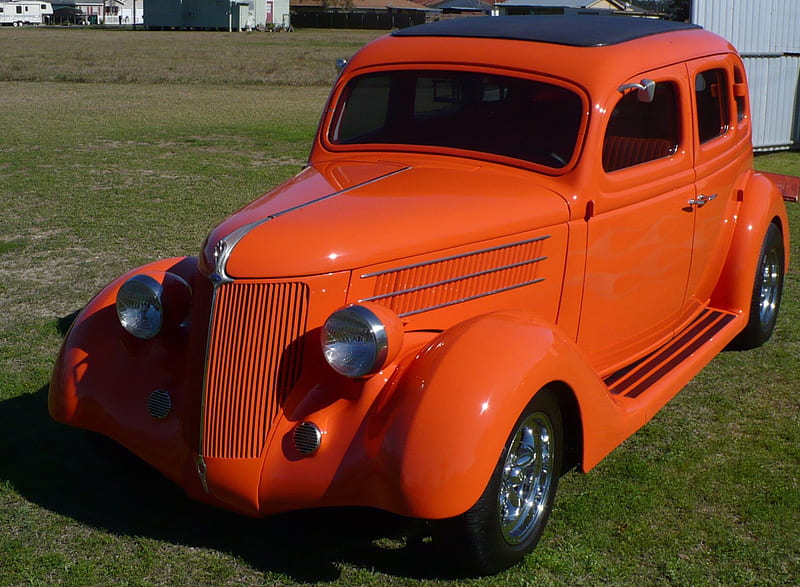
[[202, 281, 309, 459]]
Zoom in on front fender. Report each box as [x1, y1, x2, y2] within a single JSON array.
[[50, 257, 189, 421], [711, 172, 790, 313], [363, 311, 633, 519], [48, 256, 213, 506]]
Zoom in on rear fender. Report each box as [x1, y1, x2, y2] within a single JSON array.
[[364, 311, 634, 519], [711, 172, 790, 313]]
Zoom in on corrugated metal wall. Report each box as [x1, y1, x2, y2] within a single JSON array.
[[692, 0, 800, 151], [744, 56, 800, 152], [692, 0, 800, 55]]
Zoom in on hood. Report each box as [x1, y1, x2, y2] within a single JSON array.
[[202, 158, 569, 279]]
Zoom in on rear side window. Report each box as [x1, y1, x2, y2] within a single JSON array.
[[330, 71, 584, 169], [695, 68, 730, 143], [733, 66, 747, 123], [603, 82, 680, 172]]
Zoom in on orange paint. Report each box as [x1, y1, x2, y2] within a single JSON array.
[[50, 17, 790, 538]]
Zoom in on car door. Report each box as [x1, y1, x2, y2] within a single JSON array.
[[683, 56, 751, 313], [577, 66, 696, 373]]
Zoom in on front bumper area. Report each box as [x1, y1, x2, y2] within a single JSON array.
[[48, 257, 418, 518], [49, 257, 482, 521]]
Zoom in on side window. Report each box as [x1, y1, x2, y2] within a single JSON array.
[[733, 66, 747, 123], [695, 68, 730, 143], [602, 81, 680, 172]]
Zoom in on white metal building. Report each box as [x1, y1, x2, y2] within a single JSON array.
[[72, 1, 143, 26], [692, 0, 800, 151]]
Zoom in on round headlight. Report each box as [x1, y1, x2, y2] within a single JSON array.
[[321, 303, 402, 378], [116, 274, 164, 339]]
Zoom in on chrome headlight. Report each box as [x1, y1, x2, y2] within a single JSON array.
[[116, 272, 190, 339], [116, 274, 164, 339], [321, 303, 403, 378]]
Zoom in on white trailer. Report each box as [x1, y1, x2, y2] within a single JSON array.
[[0, 1, 53, 26]]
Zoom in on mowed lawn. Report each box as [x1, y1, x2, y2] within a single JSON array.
[[0, 28, 798, 586]]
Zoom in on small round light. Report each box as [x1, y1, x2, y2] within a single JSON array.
[[116, 274, 164, 339]]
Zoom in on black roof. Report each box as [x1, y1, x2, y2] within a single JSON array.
[[431, 0, 492, 10], [392, 15, 701, 47]]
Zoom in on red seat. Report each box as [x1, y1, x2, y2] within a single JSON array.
[[603, 136, 674, 171]]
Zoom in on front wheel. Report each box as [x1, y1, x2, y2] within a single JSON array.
[[443, 388, 563, 575], [729, 223, 785, 350]]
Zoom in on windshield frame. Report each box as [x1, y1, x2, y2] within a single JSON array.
[[322, 64, 590, 174]]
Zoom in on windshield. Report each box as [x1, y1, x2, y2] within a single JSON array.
[[329, 70, 584, 168]]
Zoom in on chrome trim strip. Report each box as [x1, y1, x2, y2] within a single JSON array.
[[196, 454, 209, 494], [212, 167, 410, 283], [270, 167, 410, 220], [197, 283, 221, 490], [211, 222, 262, 284], [397, 278, 545, 317], [360, 235, 551, 279], [361, 256, 547, 302]]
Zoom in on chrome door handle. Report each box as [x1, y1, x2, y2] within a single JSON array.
[[688, 193, 718, 207]]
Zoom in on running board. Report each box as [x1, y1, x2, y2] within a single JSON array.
[[603, 308, 738, 399]]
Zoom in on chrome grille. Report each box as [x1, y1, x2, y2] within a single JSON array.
[[202, 281, 309, 459]]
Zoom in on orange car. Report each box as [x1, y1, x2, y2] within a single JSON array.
[[50, 16, 790, 574]]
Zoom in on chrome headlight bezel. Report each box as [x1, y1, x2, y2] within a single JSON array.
[[321, 303, 402, 378], [115, 272, 191, 340], [116, 274, 164, 339]]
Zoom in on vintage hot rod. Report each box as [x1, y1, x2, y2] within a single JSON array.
[[50, 16, 790, 574]]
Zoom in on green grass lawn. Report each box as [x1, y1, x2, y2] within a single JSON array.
[[0, 28, 798, 586]]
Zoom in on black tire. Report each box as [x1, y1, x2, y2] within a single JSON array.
[[442, 388, 563, 576], [729, 223, 785, 350]]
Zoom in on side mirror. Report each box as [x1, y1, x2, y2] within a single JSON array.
[[617, 78, 656, 103]]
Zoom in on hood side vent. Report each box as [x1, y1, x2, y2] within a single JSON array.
[[361, 235, 550, 317]]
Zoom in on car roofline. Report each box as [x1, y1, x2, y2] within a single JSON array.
[[391, 15, 702, 48]]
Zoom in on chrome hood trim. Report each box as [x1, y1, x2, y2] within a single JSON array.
[[208, 166, 410, 283]]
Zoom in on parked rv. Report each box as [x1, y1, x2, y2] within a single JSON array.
[[0, 1, 53, 25]]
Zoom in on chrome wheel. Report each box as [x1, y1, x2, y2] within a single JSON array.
[[444, 389, 563, 575], [729, 223, 784, 350], [498, 412, 554, 545], [758, 247, 781, 325]]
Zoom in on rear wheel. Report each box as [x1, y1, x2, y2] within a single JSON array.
[[444, 388, 563, 575], [730, 223, 785, 350]]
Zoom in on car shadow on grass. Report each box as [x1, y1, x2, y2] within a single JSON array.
[[0, 384, 464, 582]]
